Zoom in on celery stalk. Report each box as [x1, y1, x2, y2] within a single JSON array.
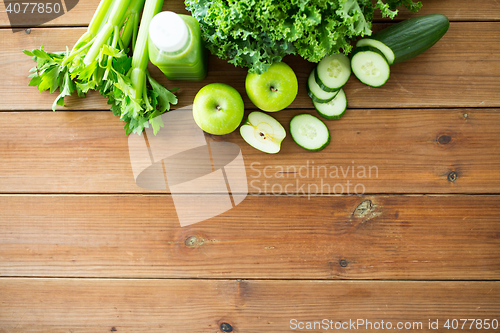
[[106, 0, 178, 135], [121, 0, 146, 50], [72, 0, 115, 53], [83, 0, 133, 65], [88, 0, 115, 35], [129, 0, 164, 100]]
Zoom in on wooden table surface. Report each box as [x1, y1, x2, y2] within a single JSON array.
[[1, 0, 500, 332]]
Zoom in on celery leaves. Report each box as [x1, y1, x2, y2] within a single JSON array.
[[24, 0, 178, 135]]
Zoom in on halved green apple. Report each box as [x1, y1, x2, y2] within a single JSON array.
[[240, 111, 286, 154]]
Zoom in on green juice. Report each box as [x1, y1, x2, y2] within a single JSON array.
[[148, 12, 208, 81]]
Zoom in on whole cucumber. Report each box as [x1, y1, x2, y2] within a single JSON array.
[[356, 14, 450, 65]]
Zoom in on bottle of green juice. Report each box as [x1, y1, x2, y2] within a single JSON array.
[[148, 11, 208, 81]]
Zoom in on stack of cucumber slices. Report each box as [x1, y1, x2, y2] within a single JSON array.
[[307, 53, 350, 121], [285, 53, 352, 152]]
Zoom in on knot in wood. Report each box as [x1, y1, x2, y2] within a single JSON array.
[[220, 322, 233, 332], [447, 171, 457, 182], [185, 236, 204, 247], [353, 200, 373, 218], [437, 134, 451, 145]]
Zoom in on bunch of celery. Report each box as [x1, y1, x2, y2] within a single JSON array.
[[24, 0, 177, 135]]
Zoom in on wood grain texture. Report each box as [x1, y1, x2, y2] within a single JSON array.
[[1, 194, 499, 279], [391, 1, 500, 21], [0, 109, 498, 194], [2, 22, 500, 110], [0, 278, 499, 332], [0, 0, 499, 28], [0, 2, 498, 331]]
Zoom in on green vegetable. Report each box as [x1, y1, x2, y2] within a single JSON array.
[[355, 13, 450, 65], [102, 0, 178, 134], [24, 0, 117, 110], [307, 68, 339, 104], [315, 53, 351, 92], [24, 0, 178, 135], [313, 89, 348, 120], [290, 114, 331, 152], [185, 0, 421, 74], [351, 14, 449, 87], [350, 46, 391, 87]]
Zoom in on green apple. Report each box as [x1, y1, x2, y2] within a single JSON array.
[[193, 83, 244, 135], [240, 111, 286, 154], [245, 62, 298, 112]]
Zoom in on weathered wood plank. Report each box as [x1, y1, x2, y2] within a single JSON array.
[[2, 22, 500, 110], [390, 0, 500, 21], [0, 109, 498, 194], [0, 0, 499, 28], [1, 194, 499, 279], [0, 279, 498, 332]]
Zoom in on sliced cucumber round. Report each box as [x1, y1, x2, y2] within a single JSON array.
[[351, 46, 390, 88], [307, 68, 339, 103], [290, 114, 330, 152], [356, 38, 395, 65], [313, 89, 347, 120], [315, 53, 351, 92]]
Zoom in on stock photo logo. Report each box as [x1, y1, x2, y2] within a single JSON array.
[[128, 106, 248, 227], [4, 0, 79, 32]]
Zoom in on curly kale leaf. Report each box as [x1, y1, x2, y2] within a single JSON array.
[[376, 0, 422, 19], [185, 0, 420, 73]]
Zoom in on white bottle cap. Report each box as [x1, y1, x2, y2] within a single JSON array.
[[149, 11, 189, 53]]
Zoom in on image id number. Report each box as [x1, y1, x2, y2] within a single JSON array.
[[6, 2, 62, 14], [444, 319, 498, 330]]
